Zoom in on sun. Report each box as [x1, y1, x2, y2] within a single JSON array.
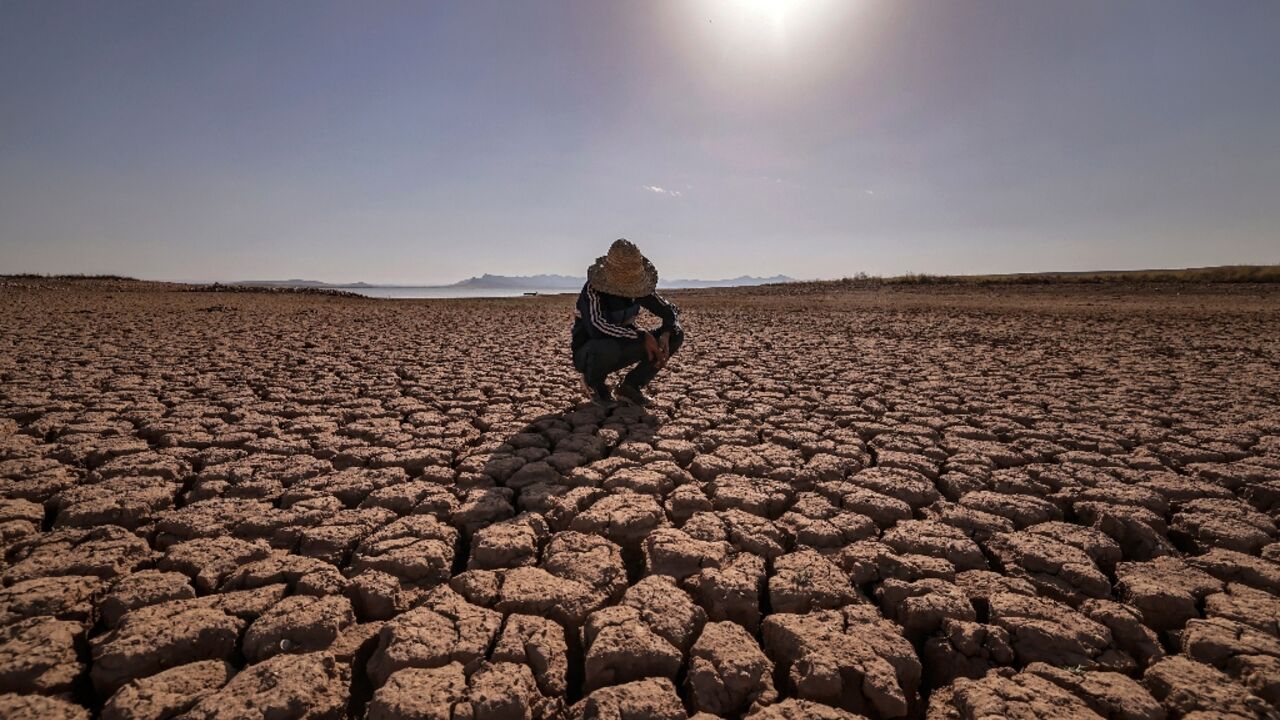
[[728, 0, 802, 42], [736, 0, 799, 28], [697, 0, 841, 51], [682, 0, 855, 82]]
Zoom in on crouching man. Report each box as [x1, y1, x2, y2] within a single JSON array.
[[571, 239, 683, 406]]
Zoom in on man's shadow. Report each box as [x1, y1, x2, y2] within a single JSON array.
[[468, 397, 673, 577], [478, 399, 668, 512], [469, 400, 669, 703]]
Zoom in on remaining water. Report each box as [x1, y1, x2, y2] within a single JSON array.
[[344, 286, 576, 299]]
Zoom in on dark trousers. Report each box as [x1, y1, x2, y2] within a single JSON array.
[[574, 328, 684, 389]]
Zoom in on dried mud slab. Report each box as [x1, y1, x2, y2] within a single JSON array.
[[0, 575, 102, 625], [0, 693, 91, 720], [366, 586, 502, 685], [0, 616, 85, 696], [100, 660, 233, 720], [686, 620, 777, 716], [90, 600, 244, 695], [2, 279, 1280, 718], [570, 676, 687, 720], [582, 604, 683, 693], [763, 604, 921, 717], [1143, 655, 1276, 718], [181, 651, 347, 720], [98, 570, 195, 628]]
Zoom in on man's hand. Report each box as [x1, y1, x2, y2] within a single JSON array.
[[645, 331, 670, 370], [642, 331, 661, 363]]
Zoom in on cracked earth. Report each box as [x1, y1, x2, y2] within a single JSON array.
[[1, 277, 1279, 719]]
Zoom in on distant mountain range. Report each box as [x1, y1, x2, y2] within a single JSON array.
[[234, 278, 379, 288], [231, 274, 796, 290], [451, 274, 581, 289], [660, 275, 795, 289]]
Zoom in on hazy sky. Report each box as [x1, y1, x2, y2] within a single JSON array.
[[2, 1, 1278, 283]]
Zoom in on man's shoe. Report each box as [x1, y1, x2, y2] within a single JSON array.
[[587, 381, 614, 405], [616, 384, 651, 406]]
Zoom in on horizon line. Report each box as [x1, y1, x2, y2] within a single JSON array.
[[6, 262, 1280, 287]]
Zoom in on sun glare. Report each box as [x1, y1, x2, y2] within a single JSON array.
[[675, 0, 864, 100], [697, 0, 846, 51], [739, 0, 796, 28]]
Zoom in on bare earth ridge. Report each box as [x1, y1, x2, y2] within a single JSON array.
[[1, 277, 1279, 719]]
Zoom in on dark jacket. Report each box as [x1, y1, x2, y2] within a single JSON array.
[[571, 282, 680, 353]]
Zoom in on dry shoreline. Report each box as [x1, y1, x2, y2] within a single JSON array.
[[1, 278, 1278, 718]]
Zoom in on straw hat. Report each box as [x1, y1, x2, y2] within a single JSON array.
[[587, 239, 658, 297]]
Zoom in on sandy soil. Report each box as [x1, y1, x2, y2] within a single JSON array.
[[1, 278, 1278, 719]]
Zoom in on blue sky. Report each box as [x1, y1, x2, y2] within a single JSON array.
[[2, 1, 1278, 283]]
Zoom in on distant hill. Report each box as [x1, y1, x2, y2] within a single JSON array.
[[230, 274, 797, 290], [450, 274, 581, 289], [233, 279, 381, 288], [660, 275, 795, 289], [452, 273, 796, 289], [835, 264, 1280, 286], [234, 279, 331, 287]]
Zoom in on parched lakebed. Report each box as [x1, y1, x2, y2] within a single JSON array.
[[1, 278, 1279, 719]]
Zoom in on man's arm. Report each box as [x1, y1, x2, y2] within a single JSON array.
[[638, 293, 680, 337], [578, 285, 642, 341]]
